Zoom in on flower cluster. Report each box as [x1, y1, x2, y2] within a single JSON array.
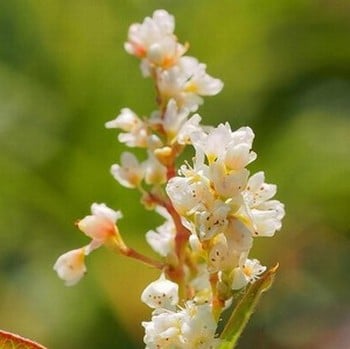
[[141, 275, 219, 349], [124, 10, 222, 112], [54, 9, 284, 349], [166, 122, 284, 292]]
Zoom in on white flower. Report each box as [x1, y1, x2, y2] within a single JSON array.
[[158, 56, 223, 111], [150, 99, 190, 143], [207, 217, 253, 273], [124, 10, 187, 75], [208, 234, 231, 273], [208, 233, 240, 273], [142, 301, 219, 349], [166, 176, 213, 216], [77, 203, 122, 247], [53, 248, 87, 286], [125, 10, 174, 57], [177, 114, 202, 145], [143, 152, 167, 185], [190, 270, 213, 306], [146, 207, 175, 257], [182, 56, 223, 96], [250, 201, 285, 237], [178, 148, 209, 179], [231, 258, 266, 290], [142, 311, 183, 348], [105, 108, 141, 131], [224, 127, 256, 170], [224, 217, 253, 253], [106, 108, 159, 148], [194, 200, 231, 240], [209, 161, 249, 199], [242, 172, 285, 236], [191, 123, 256, 167], [244, 171, 276, 207], [181, 302, 219, 349], [110, 152, 144, 188], [141, 274, 179, 310]]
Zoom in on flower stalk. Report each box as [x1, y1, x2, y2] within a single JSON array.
[[108, 236, 164, 270], [54, 9, 285, 348]]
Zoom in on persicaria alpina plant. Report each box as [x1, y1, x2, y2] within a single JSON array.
[[54, 10, 285, 348]]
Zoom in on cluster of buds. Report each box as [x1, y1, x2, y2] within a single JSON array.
[[54, 10, 284, 348]]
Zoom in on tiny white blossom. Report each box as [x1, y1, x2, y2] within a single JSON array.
[[141, 274, 179, 310], [142, 311, 183, 348], [53, 248, 87, 286], [181, 302, 219, 349], [111, 152, 144, 188], [191, 122, 232, 163], [250, 202, 285, 237], [143, 152, 167, 185], [224, 127, 256, 170], [181, 56, 223, 96], [166, 176, 213, 216], [177, 114, 202, 145], [77, 203, 122, 247], [208, 233, 240, 273], [191, 124, 256, 168], [142, 301, 219, 349], [158, 56, 223, 111], [105, 108, 141, 131], [242, 172, 285, 236], [232, 258, 266, 290], [106, 108, 159, 148], [146, 207, 175, 257], [178, 148, 209, 179], [209, 161, 249, 199], [224, 217, 253, 253], [150, 99, 190, 143], [124, 10, 187, 75], [190, 264, 212, 305], [194, 200, 231, 240], [244, 172, 277, 207]]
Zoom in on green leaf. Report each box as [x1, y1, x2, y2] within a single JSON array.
[[0, 330, 47, 349], [219, 264, 279, 349]]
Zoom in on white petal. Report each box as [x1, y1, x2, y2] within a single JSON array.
[[210, 162, 249, 198], [110, 152, 144, 188], [231, 267, 249, 290], [91, 203, 122, 222], [53, 248, 86, 286], [146, 220, 175, 257]]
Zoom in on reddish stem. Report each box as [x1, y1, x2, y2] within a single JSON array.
[[147, 190, 190, 300], [119, 246, 164, 270], [166, 164, 176, 180], [147, 192, 190, 260], [109, 235, 163, 270]]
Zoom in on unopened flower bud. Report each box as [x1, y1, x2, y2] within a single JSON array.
[[141, 274, 179, 310], [53, 248, 87, 286], [77, 203, 123, 248], [154, 146, 173, 167]]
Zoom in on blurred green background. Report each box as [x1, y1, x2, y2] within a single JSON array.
[[1, 1, 350, 348]]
